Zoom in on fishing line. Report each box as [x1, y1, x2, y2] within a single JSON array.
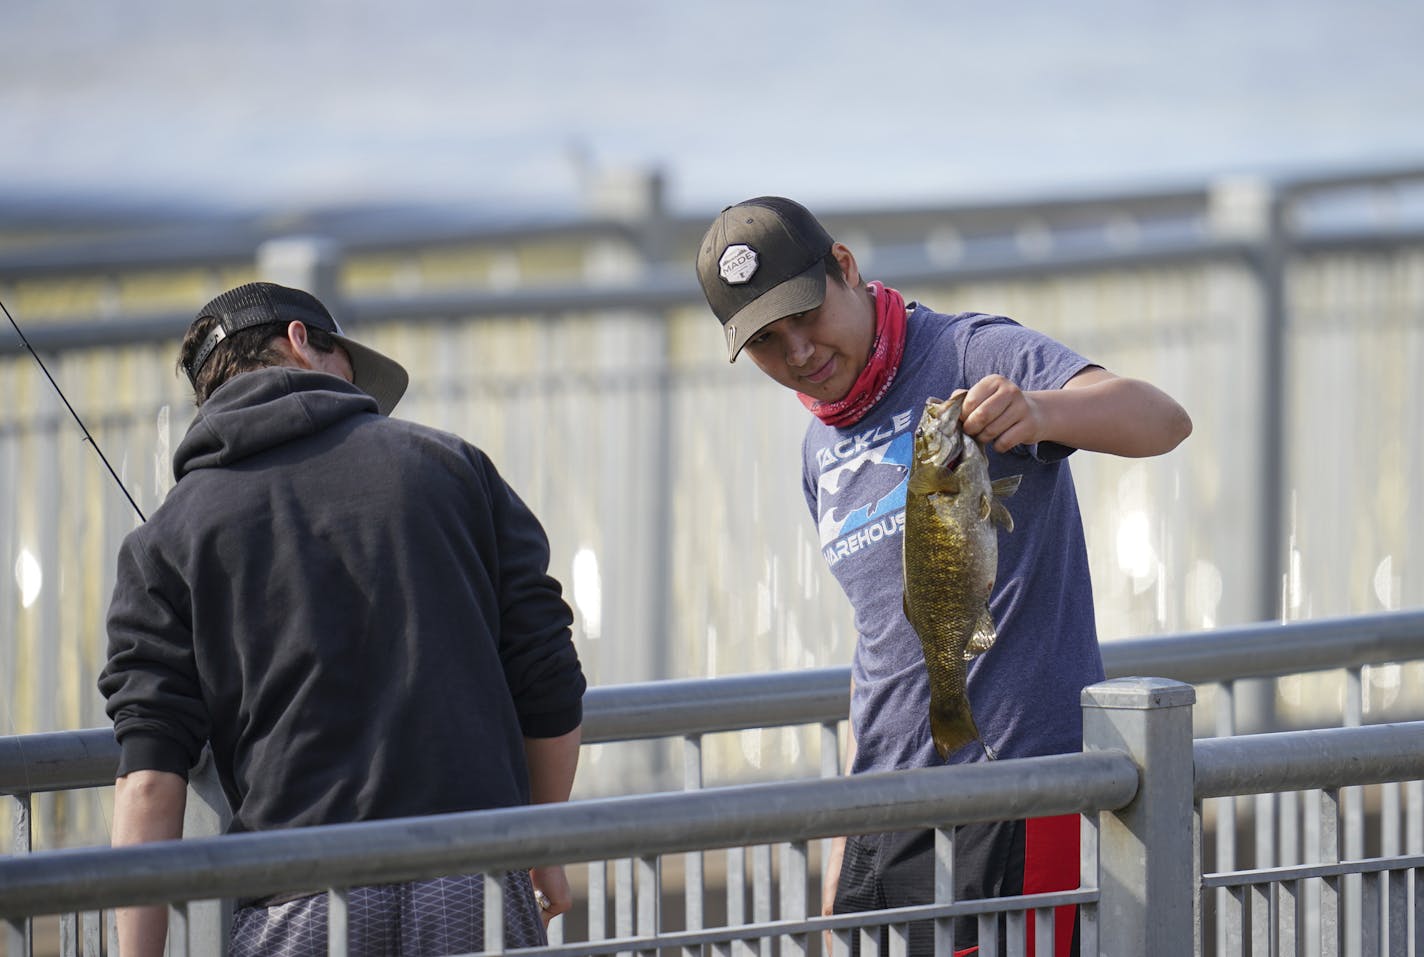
[[2, 295, 134, 847], [2, 297, 146, 522]]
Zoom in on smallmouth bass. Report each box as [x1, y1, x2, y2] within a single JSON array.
[[902, 393, 1022, 759]]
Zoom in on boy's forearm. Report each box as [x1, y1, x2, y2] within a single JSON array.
[[1045, 369, 1192, 457], [113, 769, 187, 957], [524, 726, 582, 805]]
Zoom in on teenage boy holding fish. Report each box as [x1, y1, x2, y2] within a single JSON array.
[[696, 196, 1191, 956]]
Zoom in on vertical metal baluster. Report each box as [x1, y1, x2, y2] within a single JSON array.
[[1382, 783, 1402, 859], [168, 902, 189, 957], [820, 720, 840, 912], [1406, 782, 1423, 856], [1321, 788, 1342, 957], [934, 826, 955, 956], [1411, 863, 1423, 957], [1307, 789, 1323, 957], [327, 888, 348, 957], [637, 855, 660, 957], [5, 915, 32, 957], [1033, 907, 1054, 957], [1082, 809, 1101, 957], [1387, 870, 1407, 957], [1408, 783, 1422, 957], [1361, 871, 1380, 957], [1279, 879, 1301, 957], [1259, 793, 1279, 870], [857, 925, 880, 957], [1251, 882, 1272, 956], [615, 860, 632, 939], [1345, 668, 1364, 957], [753, 844, 773, 957], [1224, 886, 1245, 957], [886, 921, 908, 957], [779, 840, 807, 957], [726, 846, 747, 957], [1005, 908, 1026, 957], [684, 734, 705, 957], [590, 859, 608, 944], [59, 913, 77, 957], [8, 793, 32, 957], [977, 913, 999, 957], [1282, 789, 1301, 868], [485, 872, 506, 956], [81, 910, 101, 957], [1219, 681, 1239, 957]]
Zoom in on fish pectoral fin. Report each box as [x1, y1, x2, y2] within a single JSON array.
[[990, 499, 1015, 532], [962, 608, 999, 659], [991, 475, 1023, 499], [978, 492, 992, 522]]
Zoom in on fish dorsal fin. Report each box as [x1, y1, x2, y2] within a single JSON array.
[[992, 474, 1023, 499], [963, 607, 998, 659]]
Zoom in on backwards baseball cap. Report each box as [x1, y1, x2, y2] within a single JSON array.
[[696, 196, 834, 362], [184, 282, 409, 415]]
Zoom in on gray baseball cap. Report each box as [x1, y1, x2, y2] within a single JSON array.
[[696, 196, 834, 362]]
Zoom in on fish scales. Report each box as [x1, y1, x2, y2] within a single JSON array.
[[902, 393, 1021, 759]]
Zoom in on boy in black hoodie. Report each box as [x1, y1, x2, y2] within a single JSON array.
[[99, 282, 586, 957]]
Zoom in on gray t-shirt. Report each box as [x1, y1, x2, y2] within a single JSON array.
[[801, 302, 1105, 773]]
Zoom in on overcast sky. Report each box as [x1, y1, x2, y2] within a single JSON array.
[[6, 0, 1424, 216]]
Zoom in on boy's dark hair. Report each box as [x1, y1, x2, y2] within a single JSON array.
[[824, 250, 847, 285], [177, 316, 338, 406]]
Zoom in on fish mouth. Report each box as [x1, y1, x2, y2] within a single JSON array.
[[921, 395, 966, 470], [924, 427, 963, 471]]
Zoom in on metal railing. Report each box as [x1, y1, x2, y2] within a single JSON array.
[[4, 678, 1424, 956], [6, 609, 1421, 805], [2, 609, 1424, 955]]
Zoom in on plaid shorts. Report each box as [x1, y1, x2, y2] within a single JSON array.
[[230, 872, 546, 956]]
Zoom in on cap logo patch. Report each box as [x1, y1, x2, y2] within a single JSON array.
[[718, 244, 758, 285]]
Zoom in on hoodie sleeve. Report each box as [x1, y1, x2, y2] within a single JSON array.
[[476, 452, 585, 739], [97, 532, 210, 779]]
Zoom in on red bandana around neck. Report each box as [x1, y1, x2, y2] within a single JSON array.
[[797, 281, 909, 428]]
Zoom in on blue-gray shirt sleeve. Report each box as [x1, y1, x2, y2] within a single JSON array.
[[959, 314, 1096, 462]]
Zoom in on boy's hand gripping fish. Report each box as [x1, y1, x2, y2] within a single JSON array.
[[902, 393, 1022, 759]]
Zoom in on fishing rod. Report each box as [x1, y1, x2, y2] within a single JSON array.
[[2, 297, 147, 522]]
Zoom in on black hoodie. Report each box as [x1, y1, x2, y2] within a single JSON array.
[[99, 367, 584, 833]]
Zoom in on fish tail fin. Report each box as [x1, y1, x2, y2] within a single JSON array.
[[930, 696, 981, 760]]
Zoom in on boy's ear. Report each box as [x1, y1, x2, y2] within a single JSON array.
[[832, 242, 861, 286], [285, 320, 309, 351], [282, 321, 319, 369]]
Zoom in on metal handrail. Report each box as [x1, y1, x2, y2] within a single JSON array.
[[0, 236, 1255, 356], [1193, 721, 1424, 800], [0, 749, 1139, 917], [3, 608, 1422, 797]]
